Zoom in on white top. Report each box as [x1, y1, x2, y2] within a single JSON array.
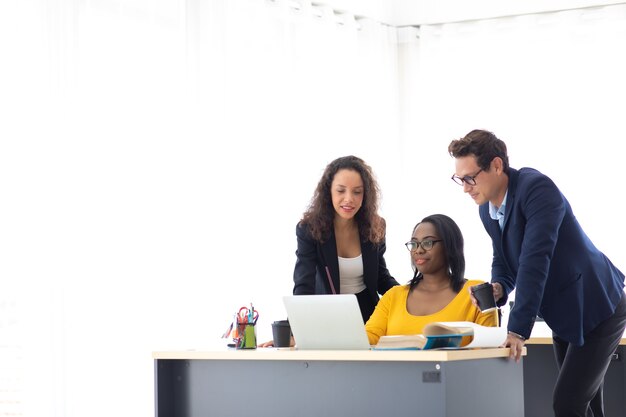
[[338, 254, 366, 294]]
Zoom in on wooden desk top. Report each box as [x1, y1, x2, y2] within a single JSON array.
[[527, 337, 626, 345], [526, 323, 626, 345], [153, 347, 525, 362]]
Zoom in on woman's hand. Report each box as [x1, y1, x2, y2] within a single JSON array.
[[258, 336, 296, 348], [258, 340, 275, 348]]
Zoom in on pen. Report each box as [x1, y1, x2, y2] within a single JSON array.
[[325, 266, 337, 294], [221, 321, 233, 338]]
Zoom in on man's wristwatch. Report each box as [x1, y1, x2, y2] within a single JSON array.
[[508, 331, 526, 341]]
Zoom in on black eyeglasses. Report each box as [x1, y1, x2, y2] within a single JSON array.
[[451, 169, 483, 186], [405, 239, 443, 252]]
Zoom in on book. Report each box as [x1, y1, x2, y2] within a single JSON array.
[[372, 334, 429, 350], [373, 322, 506, 350]]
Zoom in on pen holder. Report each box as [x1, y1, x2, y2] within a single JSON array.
[[236, 322, 257, 349]]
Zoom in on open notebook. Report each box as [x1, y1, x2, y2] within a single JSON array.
[[283, 294, 371, 350]]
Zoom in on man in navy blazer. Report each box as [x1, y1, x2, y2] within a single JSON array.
[[449, 129, 625, 417]]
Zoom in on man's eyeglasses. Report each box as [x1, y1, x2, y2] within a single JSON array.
[[451, 169, 483, 186], [405, 239, 443, 252]]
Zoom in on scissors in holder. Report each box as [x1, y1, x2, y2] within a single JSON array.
[[237, 306, 259, 324]]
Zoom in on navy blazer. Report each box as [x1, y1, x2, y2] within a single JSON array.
[[293, 222, 399, 309], [481, 167, 624, 345]]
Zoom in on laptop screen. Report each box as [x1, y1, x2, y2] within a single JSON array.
[[282, 294, 371, 350]]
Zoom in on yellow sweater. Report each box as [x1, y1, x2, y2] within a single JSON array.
[[365, 279, 498, 345]]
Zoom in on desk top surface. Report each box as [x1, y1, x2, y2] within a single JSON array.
[[527, 337, 626, 345], [153, 347, 524, 362], [526, 322, 626, 345]]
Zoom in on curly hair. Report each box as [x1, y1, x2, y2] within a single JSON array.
[[301, 155, 385, 244], [408, 214, 466, 293], [448, 129, 509, 172]]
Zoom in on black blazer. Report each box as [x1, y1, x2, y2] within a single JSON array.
[[481, 167, 625, 345], [293, 222, 399, 309]]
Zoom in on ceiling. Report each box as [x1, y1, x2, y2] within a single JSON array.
[[315, 0, 625, 26]]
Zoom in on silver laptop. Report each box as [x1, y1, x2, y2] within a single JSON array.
[[282, 294, 372, 350]]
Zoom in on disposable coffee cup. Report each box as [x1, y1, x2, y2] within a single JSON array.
[[471, 282, 497, 313], [272, 320, 291, 348]]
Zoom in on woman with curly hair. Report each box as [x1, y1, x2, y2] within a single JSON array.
[[293, 155, 399, 322]]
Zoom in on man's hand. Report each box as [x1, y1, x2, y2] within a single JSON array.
[[468, 281, 505, 308], [501, 333, 525, 362], [492, 282, 504, 301]]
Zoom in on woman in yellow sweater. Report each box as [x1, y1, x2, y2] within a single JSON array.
[[365, 214, 497, 345]]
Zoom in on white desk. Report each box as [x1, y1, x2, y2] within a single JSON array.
[[153, 348, 525, 417]]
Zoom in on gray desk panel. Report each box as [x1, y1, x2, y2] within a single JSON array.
[[523, 344, 626, 417], [156, 357, 523, 417]]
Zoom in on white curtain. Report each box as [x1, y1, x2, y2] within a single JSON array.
[[2, 1, 625, 416], [397, 4, 626, 285], [0, 1, 399, 416]]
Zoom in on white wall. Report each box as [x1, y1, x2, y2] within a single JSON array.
[[0, 1, 624, 417], [395, 4, 626, 286], [1, 1, 400, 416]]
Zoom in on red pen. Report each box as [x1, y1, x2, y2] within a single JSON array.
[[325, 266, 337, 294]]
